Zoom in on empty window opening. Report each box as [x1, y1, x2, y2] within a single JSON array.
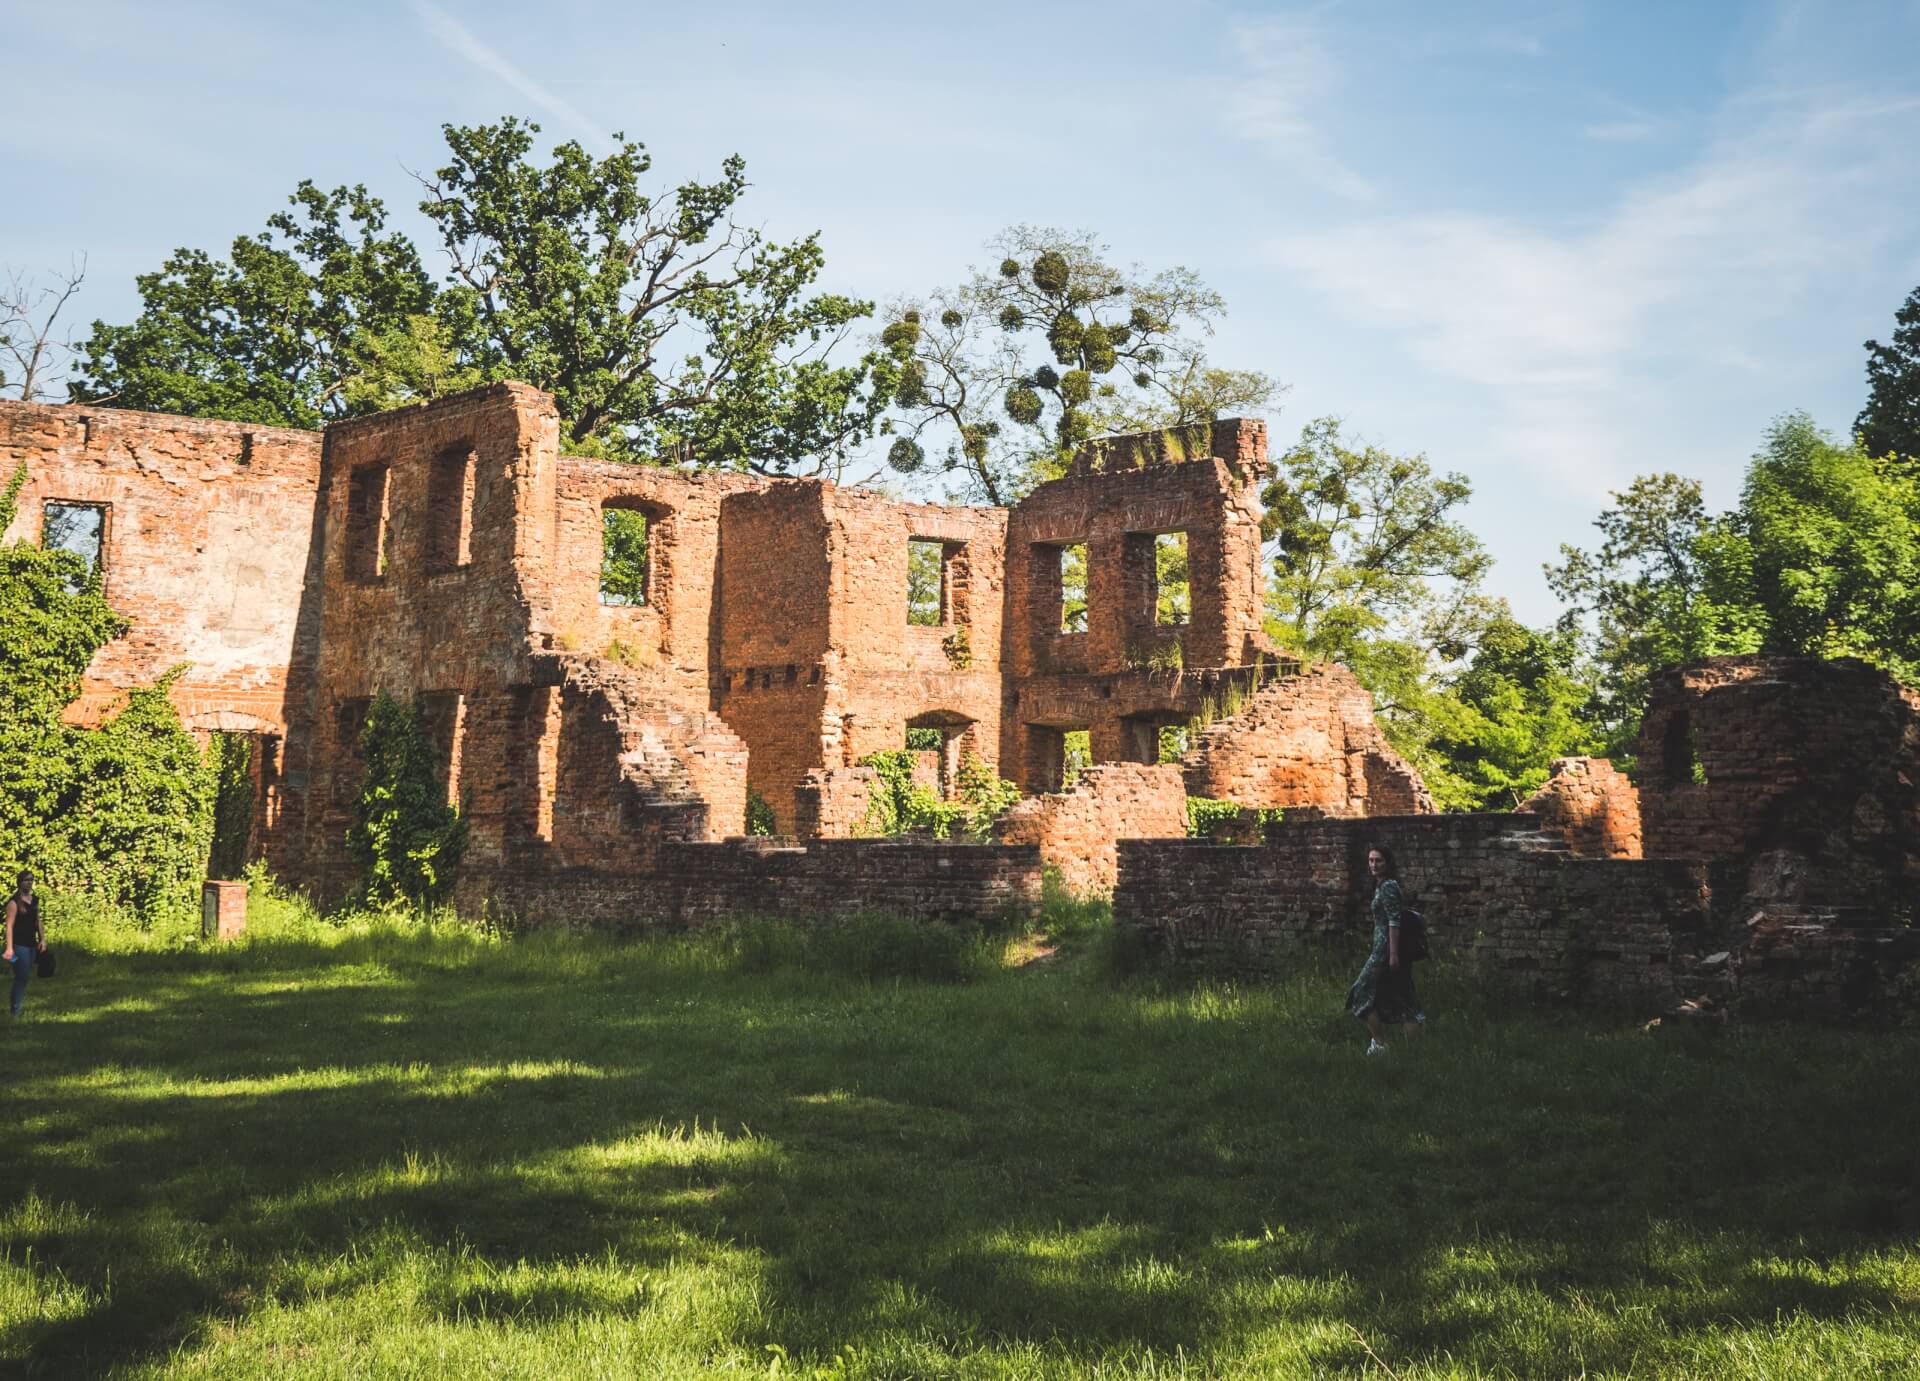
[[1157, 723, 1191, 763], [426, 445, 476, 570], [1662, 711, 1706, 787], [42, 501, 106, 584], [332, 697, 373, 805], [907, 539, 946, 626], [1154, 532, 1190, 626], [1062, 728, 1092, 788], [346, 465, 392, 583], [1059, 543, 1088, 634], [601, 504, 650, 606], [417, 691, 465, 806], [206, 732, 259, 880]]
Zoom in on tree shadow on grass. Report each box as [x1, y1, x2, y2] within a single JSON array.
[[5, 940, 1918, 1375]]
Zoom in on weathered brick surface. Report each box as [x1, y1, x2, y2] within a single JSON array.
[[1638, 658, 1920, 916], [994, 762, 1188, 894], [1116, 814, 1701, 1010], [1518, 757, 1643, 858], [1180, 663, 1435, 815], [2, 388, 1434, 933], [1, 400, 325, 875], [465, 839, 1042, 931]]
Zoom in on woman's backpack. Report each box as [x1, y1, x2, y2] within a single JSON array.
[[1402, 909, 1430, 961], [35, 945, 55, 979]]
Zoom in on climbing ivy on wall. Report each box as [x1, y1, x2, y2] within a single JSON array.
[[207, 732, 256, 880], [345, 691, 468, 906], [0, 463, 217, 923]]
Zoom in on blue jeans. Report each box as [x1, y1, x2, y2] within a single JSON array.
[[8, 945, 32, 1016]]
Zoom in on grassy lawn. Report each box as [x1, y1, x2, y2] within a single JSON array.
[[3, 892, 1916, 1379]]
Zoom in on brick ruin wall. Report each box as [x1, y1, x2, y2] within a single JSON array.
[[1117, 657, 1920, 1022], [470, 838, 1042, 932], [6, 391, 1433, 935], [1637, 657, 1920, 915], [1179, 662, 1435, 816], [1117, 817, 1706, 1014], [994, 763, 1189, 894], [1517, 757, 1643, 859], [0, 401, 326, 876]]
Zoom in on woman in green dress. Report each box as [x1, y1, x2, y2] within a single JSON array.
[[1346, 846, 1424, 1055]]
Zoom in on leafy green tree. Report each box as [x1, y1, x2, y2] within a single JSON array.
[[879, 227, 1276, 503], [73, 183, 440, 427], [1858, 283, 1920, 463], [418, 117, 885, 469], [1262, 417, 1491, 663], [1544, 473, 1760, 751], [345, 692, 467, 906], [599, 509, 650, 606], [1421, 618, 1603, 809], [1739, 412, 1919, 683]]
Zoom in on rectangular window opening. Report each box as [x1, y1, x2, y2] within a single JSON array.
[[417, 691, 465, 806], [41, 501, 107, 587], [346, 466, 391, 583], [907, 538, 945, 626], [427, 445, 476, 570], [1154, 532, 1190, 626], [1062, 728, 1091, 789], [1059, 542, 1088, 634], [601, 504, 651, 607]]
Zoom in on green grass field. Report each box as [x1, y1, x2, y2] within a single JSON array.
[[3, 889, 1916, 1378]]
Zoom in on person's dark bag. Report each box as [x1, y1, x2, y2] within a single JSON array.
[[34, 946, 55, 979], [1402, 910, 1430, 962]]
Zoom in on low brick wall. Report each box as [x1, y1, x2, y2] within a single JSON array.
[[1115, 813, 1702, 1009], [994, 763, 1187, 895], [461, 837, 1043, 931]]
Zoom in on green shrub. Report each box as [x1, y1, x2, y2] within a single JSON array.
[[0, 464, 215, 926], [345, 692, 467, 905], [858, 750, 1020, 840], [745, 786, 776, 836], [1185, 796, 1244, 838], [1038, 868, 1112, 940]]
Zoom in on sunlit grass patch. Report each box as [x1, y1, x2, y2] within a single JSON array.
[[4, 899, 1917, 1377]]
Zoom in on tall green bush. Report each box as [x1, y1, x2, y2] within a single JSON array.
[[345, 692, 467, 905], [0, 464, 216, 924]]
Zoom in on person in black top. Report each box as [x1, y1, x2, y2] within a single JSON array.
[[5, 870, 44, 1018]]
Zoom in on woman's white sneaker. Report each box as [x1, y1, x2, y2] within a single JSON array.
[[1365, 1039, 1389, 1056]]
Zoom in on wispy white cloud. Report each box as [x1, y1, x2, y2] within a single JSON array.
[[1264, 87, 1920, 498], [1482, 28, 1546, 57], [1583, 119, 1656, 142], [410, 0, 607, 149], [1224, 14, 1375, 201]]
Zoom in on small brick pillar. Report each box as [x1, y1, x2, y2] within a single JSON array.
[[201, 880, 248, 940]]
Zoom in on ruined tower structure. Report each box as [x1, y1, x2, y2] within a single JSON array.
[[0, 384, 1427, 919]]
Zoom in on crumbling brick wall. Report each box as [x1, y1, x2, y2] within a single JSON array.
[[471, 838, 1043, 931], [1639, 657, 1920, 915], [0, 399, 325, 875], [1115, 814, 1701, 1010], [1518, 757, 1643, 859], [994, 762, 1188, 895], [1001, 420, 1277, 793], [1181, 663, 1435, 816]]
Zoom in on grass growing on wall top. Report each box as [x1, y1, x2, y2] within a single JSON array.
[[4, 894, 1918, 1377]]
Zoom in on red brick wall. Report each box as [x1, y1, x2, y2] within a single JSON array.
[[1181, 663, 1434, 815], [994, 762, 1188, 895], [1, 399, 325, 873], [1519, 757, 1643, 858]]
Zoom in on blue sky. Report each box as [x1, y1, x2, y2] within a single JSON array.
[[6, 0, 1919, 622]]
